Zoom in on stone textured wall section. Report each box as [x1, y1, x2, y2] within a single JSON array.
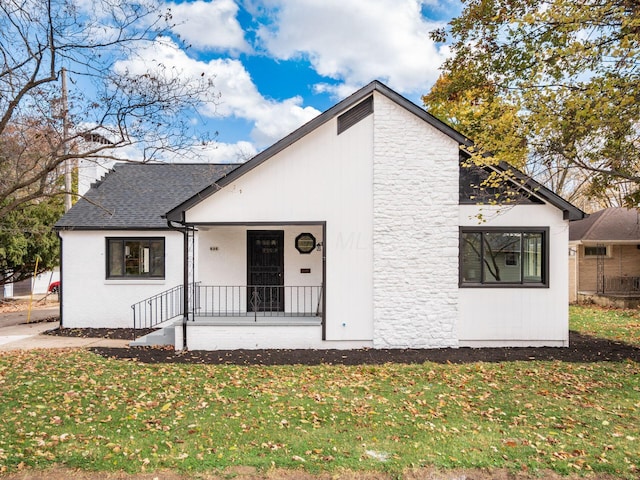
[[372, 92, 460, 348]]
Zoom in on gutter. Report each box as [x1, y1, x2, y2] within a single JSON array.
[[580, 240, 640, 246]]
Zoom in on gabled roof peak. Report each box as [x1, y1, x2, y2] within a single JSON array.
[[165, 80, 474, 222]]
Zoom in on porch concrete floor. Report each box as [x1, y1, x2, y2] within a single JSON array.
[[188, 316, 322, 326]]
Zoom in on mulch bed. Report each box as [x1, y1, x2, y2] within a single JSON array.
[[24, 315, 60, 324], [44, 324, 640, 365], [91, 336, 640, 365], [45, 325, 157, 340]]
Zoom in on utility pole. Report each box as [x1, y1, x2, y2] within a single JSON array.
[[61, 67, 72, 212]]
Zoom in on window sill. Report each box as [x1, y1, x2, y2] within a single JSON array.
[[105, 279, 166, 285], [460, 283, 549, 289]]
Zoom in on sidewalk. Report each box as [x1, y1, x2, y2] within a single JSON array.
[[0, 305, 59, 328], [0, 320, 130, 351]]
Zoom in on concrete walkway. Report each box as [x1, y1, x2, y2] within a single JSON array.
[[0, 319, 130, 351], [0, 296, 128, 351], [0, 304, 59, 328]]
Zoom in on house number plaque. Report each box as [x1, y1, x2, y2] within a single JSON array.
[[295, 233, 316, 254]]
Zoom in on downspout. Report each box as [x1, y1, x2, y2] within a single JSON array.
[[167, 219, 189, 351], [322, 222, 326, 341], [575, 244, 580, 302], [56, 231, 63, 328]]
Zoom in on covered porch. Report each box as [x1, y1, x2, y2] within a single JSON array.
[[572, 242, 640, 308], [133, 222, 328, 350], [577, 275, 640, 309], [184, 282, 325, 349]]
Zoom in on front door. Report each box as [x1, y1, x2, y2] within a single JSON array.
[[247, 230, 284, 312]]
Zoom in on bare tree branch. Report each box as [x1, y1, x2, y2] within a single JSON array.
[[0, 0, 220, 218]]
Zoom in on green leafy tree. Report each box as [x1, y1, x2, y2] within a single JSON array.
[[428, 0, 640, 208], [424, 74, 528, 170], [0, 197, 64, 286], [0, 118, 66, 286]]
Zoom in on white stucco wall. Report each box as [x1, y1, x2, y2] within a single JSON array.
[[458, 203, 570, 346], [372, 93, 460, 348], [59, 229, 183, 328], [179, 323, 323, 350], [197, 225, 323, 288], [185, 103, 375, 343], [195, 225, 324, 315]]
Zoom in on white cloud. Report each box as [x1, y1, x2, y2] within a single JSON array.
[[106, 1, 457, 157], [158, 140, 257, 163], [170, 53, 320, 146], [192, 140, 258, 163], [114, 37, 320, 148], [166, 0, 250, 53], [256, 0, 449, 97]]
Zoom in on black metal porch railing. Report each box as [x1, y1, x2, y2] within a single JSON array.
[[195, 285, 323, 319], [132, 284, 323, 338], [602, 276, 640, 294], [132, 284, 184, 339]]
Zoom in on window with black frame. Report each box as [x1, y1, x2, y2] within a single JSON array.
[[460, 228, 548, 286], [106, 238, 165, 279], [584, 245, 609, 257]]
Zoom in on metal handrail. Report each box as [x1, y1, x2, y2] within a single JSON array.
[[131, 284, 184, 339]]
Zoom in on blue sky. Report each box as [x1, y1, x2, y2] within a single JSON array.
[[113, 0, 462, 162]]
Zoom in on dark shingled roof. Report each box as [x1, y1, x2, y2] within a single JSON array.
[[55, 163, 239, 230], [569, 207, 640, 242]]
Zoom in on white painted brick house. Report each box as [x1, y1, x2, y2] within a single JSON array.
[[55, 81, 585, 350]]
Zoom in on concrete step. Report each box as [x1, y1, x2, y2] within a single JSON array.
[[131, 326, 175, 347]]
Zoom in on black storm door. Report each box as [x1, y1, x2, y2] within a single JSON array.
[[247, 230, 284, 312]]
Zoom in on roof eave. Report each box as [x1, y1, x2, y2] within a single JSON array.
[[580, 239, 640, 245], [55, 225, 172, 231], [489, 162, 586, 221]]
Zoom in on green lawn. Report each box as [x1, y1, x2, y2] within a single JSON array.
[[570, 305, 640, 346], [0, 307, 638, 478]]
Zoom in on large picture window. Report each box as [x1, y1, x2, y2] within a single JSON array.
[[460, 228, 548, 287], [106, 238, 165, 279]]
